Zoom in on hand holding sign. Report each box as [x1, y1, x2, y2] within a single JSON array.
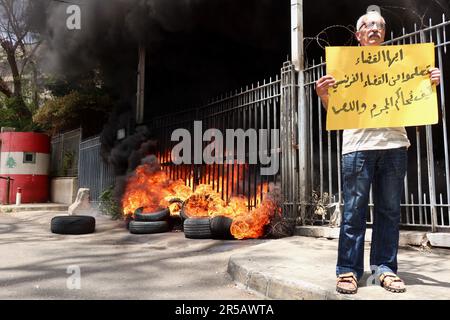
[[429, 67, 441, 86]]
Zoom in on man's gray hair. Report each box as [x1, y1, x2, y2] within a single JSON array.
[[356, 11, 385, 31]]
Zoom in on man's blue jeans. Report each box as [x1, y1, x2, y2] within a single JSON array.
[[336, 147, 407, 281]]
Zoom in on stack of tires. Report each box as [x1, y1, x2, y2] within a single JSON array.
[[129, 207, 172, 234], [181, 206, 235, 240]]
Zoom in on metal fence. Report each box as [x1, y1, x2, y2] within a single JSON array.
[[78, 135, 115, 203], [50, 128, 81, 177], [70, 14, 449, 231], [303, 15, 450, 231], [148, 73, 284, 212]]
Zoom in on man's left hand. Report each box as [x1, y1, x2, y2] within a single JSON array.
[[429, 67, 441, 86]]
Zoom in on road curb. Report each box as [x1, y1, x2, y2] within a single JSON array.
[[227, 254, 356, 300]]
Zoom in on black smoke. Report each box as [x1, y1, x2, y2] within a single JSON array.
[[30, 0, 449, 113], [29, 0, 450, 191], [30, 0, 289, 112]]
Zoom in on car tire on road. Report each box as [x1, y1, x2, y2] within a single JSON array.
[[210, 216, 235, 240], [134, 207, 170, 222], [129, 220, 170, 234], [183, 217, 212, 239], [50, 215, 96, 235]]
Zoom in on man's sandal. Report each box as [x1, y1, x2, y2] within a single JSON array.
[[336, 272, 358, 294], [379, 272, 406, 293]]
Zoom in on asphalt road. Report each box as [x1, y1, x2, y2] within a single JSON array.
[[0, 211, 266, 300]]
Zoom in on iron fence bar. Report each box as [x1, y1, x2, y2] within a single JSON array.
[[411, 194, 416, 225], [444, 14, 448, 54], [420, 26, 439, 232], [254, 84, 260, 207], [309, 66, 314, 197], [436, 22, 450, 221], [317, 61, 324, 198], [416, 127, 424, 225], [274, 76, 280, 189], [298, 58, 310, 222], [281, 65, 289, 218]]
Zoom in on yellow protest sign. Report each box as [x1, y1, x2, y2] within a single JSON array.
[[326, 43, 438, 130]]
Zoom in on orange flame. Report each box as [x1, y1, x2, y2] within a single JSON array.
[[230, 196, 279, 239], [121, 164, 192, 216], [122, 162, 278, 239], [180, 183, 277, 239]]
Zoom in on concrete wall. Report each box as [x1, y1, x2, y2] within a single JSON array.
[[50, 177, 78, 205]]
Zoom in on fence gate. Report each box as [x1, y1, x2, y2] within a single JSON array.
[[78, 135, 115, 203]]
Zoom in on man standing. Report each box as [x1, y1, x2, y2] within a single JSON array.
[[315, 9, 441, 294]]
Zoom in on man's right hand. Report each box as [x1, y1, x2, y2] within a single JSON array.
[[315, 75, 336, 110], [315, 75, 336, 98]]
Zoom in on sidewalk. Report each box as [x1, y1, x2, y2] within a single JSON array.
[[3, 206, 450, 300], [0, 203, 68, 213], [228, 235, 450, 300]]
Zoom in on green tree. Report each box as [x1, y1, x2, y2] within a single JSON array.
[[33, 90, 112, 136], [0, 96, 39, 130], [0, 0, 42, 125]]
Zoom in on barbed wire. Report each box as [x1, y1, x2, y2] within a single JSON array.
[[382, 5, 428, 29], [303, 24, 357, 63]]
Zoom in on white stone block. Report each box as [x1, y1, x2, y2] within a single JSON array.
[[68, 188, 92, 216]]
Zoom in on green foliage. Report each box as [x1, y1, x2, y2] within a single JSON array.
[[62, 150, 76, 176], [33, 90, 112, 135], [98, 185, 123, 220], [0, 97, 41, 131], [44, 71, 110, 98]]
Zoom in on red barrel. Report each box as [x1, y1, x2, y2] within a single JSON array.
[[0, 132, 50, 204]]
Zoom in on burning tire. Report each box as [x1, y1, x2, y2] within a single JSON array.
[[210, 216, 235, 240], [179, 206, 190, 220], [129, 220, 170, 234], [134, 207, 170, 222], [50, 216, 96, 235], [183, 218, 212, 239]]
